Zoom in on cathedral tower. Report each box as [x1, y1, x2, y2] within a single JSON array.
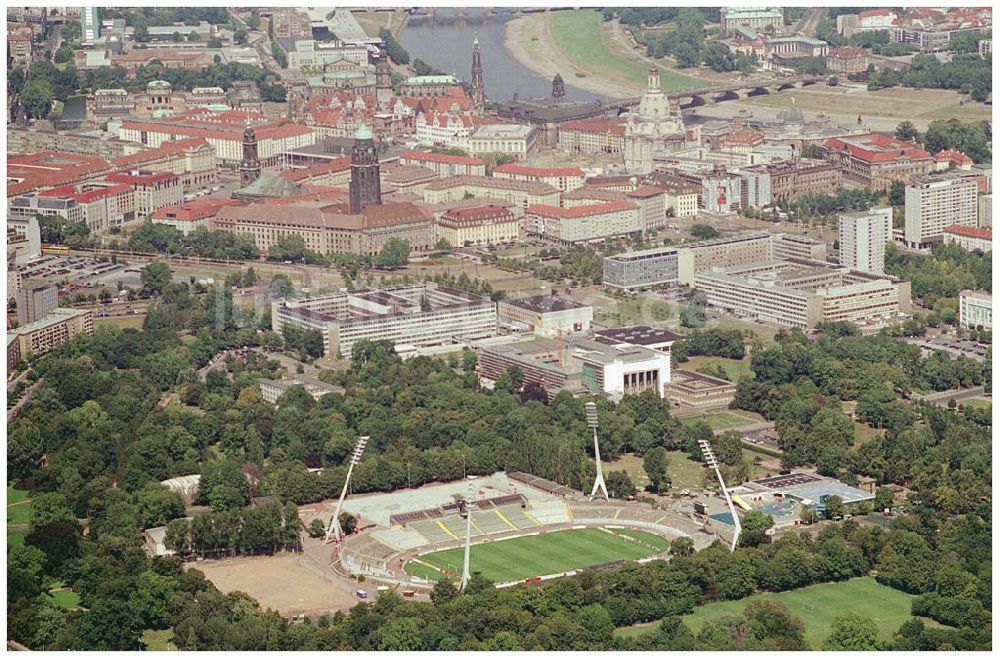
[[551, 73, 565, 99], [349, 124, 381, 214], [375, 48, 392, 111], [239, 120, 261, 188], [471, 35, 485, 113]]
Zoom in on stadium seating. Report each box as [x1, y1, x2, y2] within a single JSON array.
[[373, 527, 430, 551], [409, 519, 458, 544], [527, 501, 571, 526], [472, 510, 511, 534], [495, 505, 537, 529]]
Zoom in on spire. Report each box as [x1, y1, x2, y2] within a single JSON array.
[[648, 62, 660, 91], [471, 34, 485, 113], [551, 73, 565, 99]]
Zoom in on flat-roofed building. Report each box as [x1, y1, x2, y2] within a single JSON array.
[[525, 201, 641, 244], [594, 325, 680, 363], [903, 176, 979, 248], [680, 232, 775, 285], [959, 290, 992, 330], [497, 295, 593, 337], [943, 225, 991, 252], [17, 284, 58, 325], [765, 36, 829, 58], [773, 233, 828, 262], [8, 308, 94, 357], [272, 283, 496, 357], [603, 246, 693, 290], [839, 206, 892, 274], [478, 335, 671, 402], [437, 204, 521, 247], [694, 258, 912, 330], [666, 370, 737, 410]]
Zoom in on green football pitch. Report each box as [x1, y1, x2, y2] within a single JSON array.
[[403, 527, 668, 583]]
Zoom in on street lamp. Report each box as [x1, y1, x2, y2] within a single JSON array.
[[700, 438, 741, 551], [586, 402, 608, 501], [325, 435, 368, 543]]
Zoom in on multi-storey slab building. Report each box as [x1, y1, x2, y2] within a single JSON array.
[[477, 336, 671, 403], [959, 290, 992, 330], [903, 177, 979, 248], [271, 284, 497, 357], [694, 258, 912, 330], [497, 295, 593, 337], [525, 201, 641, 244], [7, 308, 94, 359], [603, 246, 692, 290], [839, 206, 892, 274]]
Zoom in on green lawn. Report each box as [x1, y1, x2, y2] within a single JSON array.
[[680, 410, 760, 432], [142, 629, 177, 651], [594, 298, 677, 327], [7, 500, 33, 526], [962, 398, 992, 410], [8, 530, 25, 546], [550, 10, 706, 92], [7, 484, 30, 505], [615, 577, 924, 649], [684, 355, 754, 382], [404, 528, 666, 583], [47, 588, 82, 610]]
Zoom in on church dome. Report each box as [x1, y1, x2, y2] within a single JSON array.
[[354, 124, 373, 140], [782, 105, 805, 125]]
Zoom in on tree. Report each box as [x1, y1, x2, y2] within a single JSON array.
[[434, 237, 452, 252], [8, 545, 47, 602], [823, 495, 845, 520], [643, 447, 671, 493], [606, 470, 636, 499], [141, 261, 173, 295], [234, 28, 249, 45], [738, 510, 774, 547], [873, 487, 893, 512], [307, 518, 326, 538], [374, 239, 410, 269], [823, 612, 880, 650], [689, 224, 720, 240], [188, 30, 200, 42], [430, 578, 459, 606], [895, 121, 920, 142], [22, 78, 53, 119], [670, 536, 695, 557]]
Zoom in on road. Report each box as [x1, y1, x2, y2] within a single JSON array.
[[911, 387, 988, 408], [792, 7, 827, 38]]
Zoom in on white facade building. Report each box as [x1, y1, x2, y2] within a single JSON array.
[[839, 206, 892, 274], [903, 177, 979, 248]]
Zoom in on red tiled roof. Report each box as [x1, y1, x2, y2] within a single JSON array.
[[944, 224, 992, 240], [153, 198, 244, 221], [823, 133, 931, 164], [858, 9, 895, 19], [106, 170, 178, 186], [278, 158, 352, 182], [493, 163, 585, 178], [400, 150, 485, 167], [527, 200, 638, 219], [722, 130, 763, 146], [560, 119, 626, 135], [7, 152, 113, 197], [934, 149, 974, 165], [111, 138, 213, 167], [441, 204, 516, 221], [829, 47, 868, 58], [40, 182, 132, 204], [626, 185, 665, 199]]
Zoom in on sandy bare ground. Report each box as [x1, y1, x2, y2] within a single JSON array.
[[504, 13, 643, 98], [197, 549, 358, 617]]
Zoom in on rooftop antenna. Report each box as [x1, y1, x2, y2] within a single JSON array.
[[325, 435, 368, 543], [459, 480, 475, 590], [586, 402, 608, 500], [699, 438, 741, 551]]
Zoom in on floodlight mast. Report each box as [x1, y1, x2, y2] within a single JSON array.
[[700, 439, 741, 551], [325, 436, 369, 543], [459, 480, 475, 590], [586, 402, 608, 501]]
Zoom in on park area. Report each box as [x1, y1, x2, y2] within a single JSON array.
[[404, 527, 668, 583], [615, 577, 929, 648]]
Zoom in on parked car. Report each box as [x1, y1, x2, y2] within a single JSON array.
[[355, 589, 368, 600]]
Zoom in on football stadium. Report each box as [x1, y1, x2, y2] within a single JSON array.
[[336, 471, 726, 588]]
